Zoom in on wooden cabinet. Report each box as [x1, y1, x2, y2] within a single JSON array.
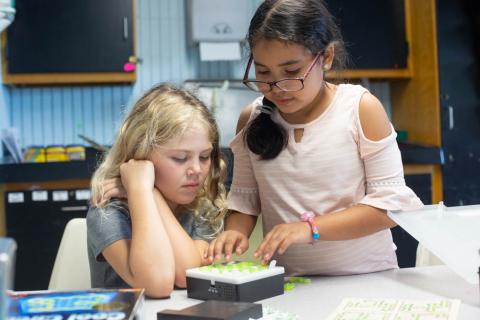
[[436, 0, 480, 206], [0, 179, 90, 290], [389, 0, 442, 268], [325, 0, 441, 150], [327, 0, 410, 79], [0, 152, 99, 290], [391, 0, 442, 204], [2, 0, 136, 85]]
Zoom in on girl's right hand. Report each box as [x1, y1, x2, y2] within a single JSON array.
[[119, 159, 155, 193], [206, 230, 249, 262]]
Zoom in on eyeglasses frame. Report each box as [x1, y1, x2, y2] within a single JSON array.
[[242, 53, 323, 92]]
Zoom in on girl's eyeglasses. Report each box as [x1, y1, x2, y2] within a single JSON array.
[[242, 53, 322, 92]]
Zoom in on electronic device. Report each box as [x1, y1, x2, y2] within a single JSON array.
[[186, 261, 284, 302], [157, 300, 262, 320]]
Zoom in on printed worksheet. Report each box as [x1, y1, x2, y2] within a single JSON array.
[[326, 298, 461, 320]]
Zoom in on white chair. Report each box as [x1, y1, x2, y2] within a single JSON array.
[[415, 243, 444, 267], [48, 218, 91, 290]]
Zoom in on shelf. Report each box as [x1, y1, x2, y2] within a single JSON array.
[[0, 148, 101, 183], [326, 68, 412, 80], [2, 72, 136, 85], [398, 142, 444, 165]]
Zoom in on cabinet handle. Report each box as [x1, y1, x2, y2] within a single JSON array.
[[123, 17, 129, 40], [448, 105, 454, 130], [60, 206, 88, 212]]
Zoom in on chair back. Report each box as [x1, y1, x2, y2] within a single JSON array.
[[416, 243, 444, 267], [48, 218, 91, 290]]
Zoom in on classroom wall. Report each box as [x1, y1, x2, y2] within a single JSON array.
[[2, 0, 261, 149]]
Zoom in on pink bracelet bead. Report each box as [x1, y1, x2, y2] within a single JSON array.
[[300, 211, 320, 243]]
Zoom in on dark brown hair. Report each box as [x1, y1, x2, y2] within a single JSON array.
[[244, 0, 347, 160]]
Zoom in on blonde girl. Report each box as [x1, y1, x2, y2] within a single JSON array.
[[87, 83, 227, 297]]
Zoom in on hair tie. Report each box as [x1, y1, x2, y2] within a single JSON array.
[[259, 105, 273, 115]]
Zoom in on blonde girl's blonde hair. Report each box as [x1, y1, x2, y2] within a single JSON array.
[[90, 83, 227, 237]]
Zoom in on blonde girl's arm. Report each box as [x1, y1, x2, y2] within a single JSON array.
[[152, 189, 210, 288], [102, 160, 176, 298]]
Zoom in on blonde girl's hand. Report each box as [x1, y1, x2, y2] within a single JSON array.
[[206, 230, 249, 263], [98, 178, 127, 204], [254, 221, 312, 264], [119, 159, 155, 194]]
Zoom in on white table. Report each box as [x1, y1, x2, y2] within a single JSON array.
[[145, 265, 480, 319]]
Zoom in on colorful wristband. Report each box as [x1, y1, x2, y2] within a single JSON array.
[[300, 211, 320, 242]]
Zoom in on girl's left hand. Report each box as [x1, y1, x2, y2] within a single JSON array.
[[98, 178, 127, 204], [254, 221, 312, 263]]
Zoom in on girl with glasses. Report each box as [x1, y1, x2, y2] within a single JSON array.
[[207, 0, 423, 276], [87, 84, 227, 297]]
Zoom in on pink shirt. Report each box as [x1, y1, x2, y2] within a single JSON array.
[[228, 84, 423, 276]]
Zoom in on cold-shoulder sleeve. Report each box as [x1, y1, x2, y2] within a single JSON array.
[[355, 117, 424, 212], [227, 129, 261, 216]]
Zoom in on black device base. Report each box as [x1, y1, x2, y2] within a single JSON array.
[[186, 273, 284, 302], [157, 300, 263, 320]]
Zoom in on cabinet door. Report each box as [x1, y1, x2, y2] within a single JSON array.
[[4, 0, 134, 84], [326, 0, 407, 69], [437, 0, 480, 206], [5, 189, 89, 291]]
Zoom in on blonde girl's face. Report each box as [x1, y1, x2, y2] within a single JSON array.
[[251, 39, 329, 117], [148, 124, 213, 209]]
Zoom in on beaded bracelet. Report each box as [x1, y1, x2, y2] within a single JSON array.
[[300, 211, 320, 243]]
